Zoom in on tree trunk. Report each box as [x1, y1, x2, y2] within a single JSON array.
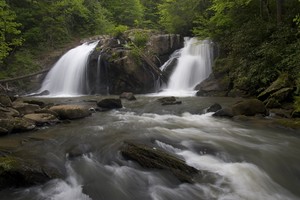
[[277, 0, 284, 24]]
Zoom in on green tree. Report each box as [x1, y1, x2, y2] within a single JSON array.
[[0, 0, 22, 62]]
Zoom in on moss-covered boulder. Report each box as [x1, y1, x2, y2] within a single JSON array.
[[0, 117, 35, 134], [49, 105, 91, 120], [0, 106, 19, 118], [0, 156, 62, 188], [121, 142, 200, 183]]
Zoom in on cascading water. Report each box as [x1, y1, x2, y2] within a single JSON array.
[[159, 38, 212, 96], [38, 41, 99, 97]]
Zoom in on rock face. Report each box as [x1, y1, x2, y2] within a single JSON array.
[[213, 99, 267, 117], [49, 105, 91, 120], [121, 142, 200, 183], [86, 32, 183, 95]]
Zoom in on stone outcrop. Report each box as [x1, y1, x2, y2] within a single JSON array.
[[49, 105, 91, 120], [86, 32, 183, 95]]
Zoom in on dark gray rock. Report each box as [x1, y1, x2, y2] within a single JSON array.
[[119, 92, 136, 101], [207, 103, 222, 113], [97, 98, 123, 110]]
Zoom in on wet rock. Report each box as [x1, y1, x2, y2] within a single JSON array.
[[0, 94, 13, 107], [157, 96, 182, 106], [119, 92, 136, 101], [207, 103, 222, 113], [231, 99, 267, 116], [213, 99, 267, 118], [0, 117, 36, 134], [0, 156, 62, 188], [24, 113, 59, 126], [49, 105, 91, 120], [213, 107, 234, 118], [12, 102, 41, 115], [121, 142, 200, 183], [97, 98, 122, 110], [67, 144, 93, 159]]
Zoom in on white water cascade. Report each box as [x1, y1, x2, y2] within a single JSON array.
[[38, 41, 99, 97], [159, 38, 213, 96]]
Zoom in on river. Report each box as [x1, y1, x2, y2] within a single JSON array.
[[0, 96, 299, 200]]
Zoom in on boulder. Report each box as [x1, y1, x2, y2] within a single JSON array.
[[12, 102, 41, 115], [121, 142, 200, 183], [49, 105, 91, 120], [0, 94, 12, 107], [0, 117, 36, 134], [231, 99, 267, 116], [212, 107, 234, 118], [0, 156, 62, 188], [97, 98, 123, 110], [119, 92, 137, 101], [207, 103, 222, 113], [24, 113, 59, 126], [23, 100, 47, 108]]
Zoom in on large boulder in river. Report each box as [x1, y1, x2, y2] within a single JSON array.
[[121, 142, 200, 183], [49, 105, 91, 120], [0, 156, 62, 188]]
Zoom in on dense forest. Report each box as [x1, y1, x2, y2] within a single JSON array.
[[0, 0, 300, 110]]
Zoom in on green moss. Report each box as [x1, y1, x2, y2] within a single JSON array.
[[0, 157, 18, 172], [275, 119, 300, 130]]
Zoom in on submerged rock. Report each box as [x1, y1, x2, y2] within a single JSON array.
[[119, 92, 136, 101], [121, 142, 200, 183], [157, 96, 182, 106], [49, 105, 91, 120]]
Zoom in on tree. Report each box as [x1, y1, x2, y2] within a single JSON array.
[[0, 0, 22, 62]]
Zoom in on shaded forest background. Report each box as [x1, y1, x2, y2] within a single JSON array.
[[0, 0, 300, 108]]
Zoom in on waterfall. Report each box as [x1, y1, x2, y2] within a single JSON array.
[[159, 38, 212, 96], [38, 41, 99, 97]]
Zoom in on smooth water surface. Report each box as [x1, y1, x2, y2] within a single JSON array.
[[0, 96, 299, 200]]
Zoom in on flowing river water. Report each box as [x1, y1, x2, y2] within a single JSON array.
[[0, 96, 299, 200]]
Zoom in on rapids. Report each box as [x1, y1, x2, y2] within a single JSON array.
[[0, 96, 299, 200]]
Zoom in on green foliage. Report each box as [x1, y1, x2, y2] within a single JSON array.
[[158, 0, 210, 35], [109, 25, 129, 38], [99, 0, 143, 27], [0, 0, 22, 63], [131, 31, 149, 48]]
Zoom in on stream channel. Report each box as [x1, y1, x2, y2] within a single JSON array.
[[0, 95, 299, 200]]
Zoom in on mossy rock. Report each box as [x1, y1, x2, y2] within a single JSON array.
[[274, 119, 300, 130], [0, 156, 62, 188], [0, 95, 12, 107], [258, 73, 291, 101]]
